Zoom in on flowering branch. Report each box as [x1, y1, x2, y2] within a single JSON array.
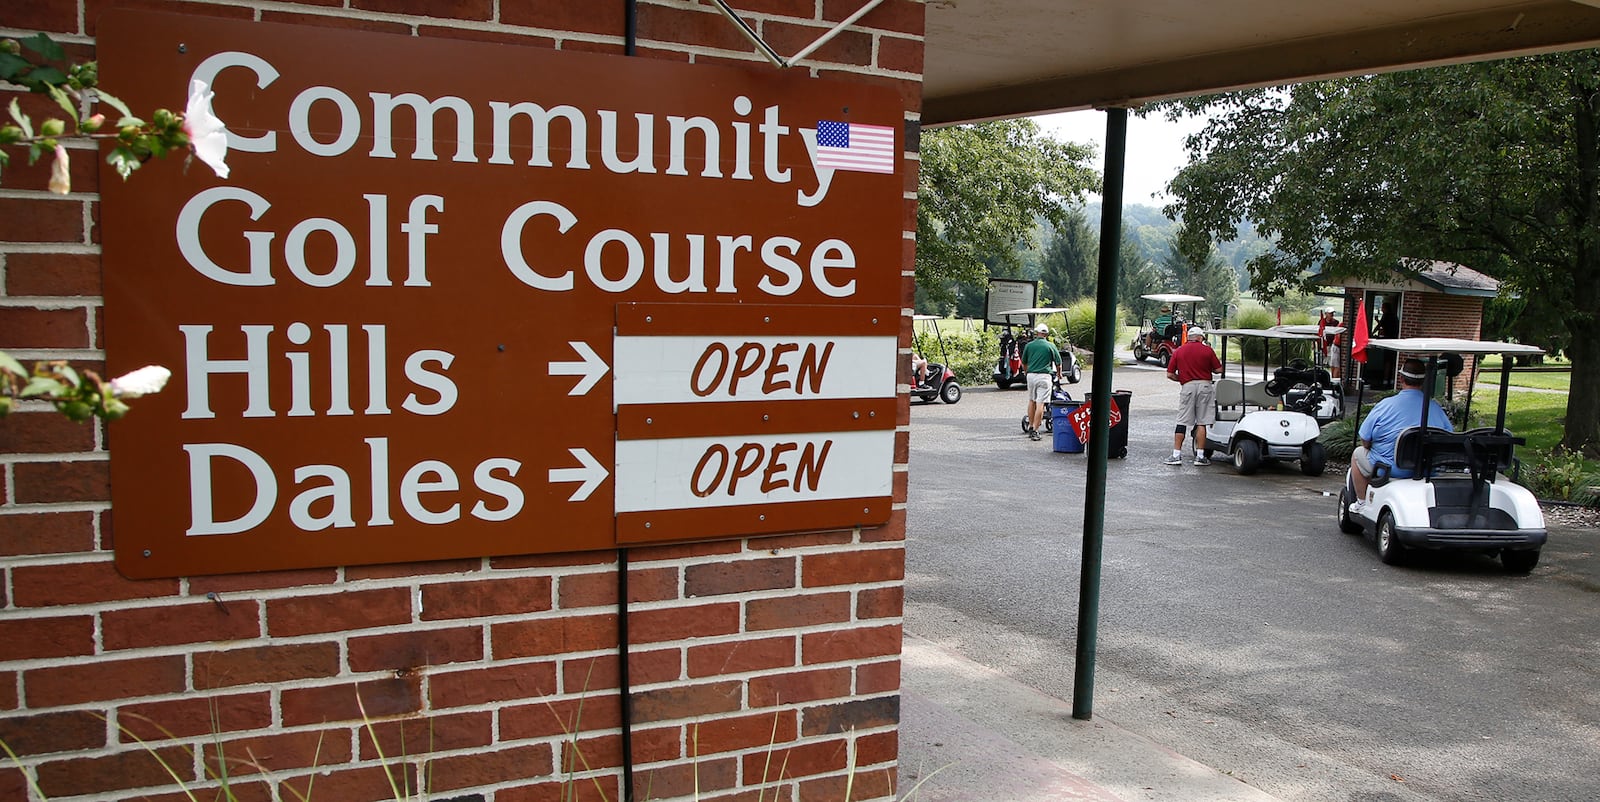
[[0, 353, 170, 421], [1, 33, 218, 423], [0, 33, 230, 194]]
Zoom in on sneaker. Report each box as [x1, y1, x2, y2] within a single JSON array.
[[1162, 454, 1183, 465], [1348, 500, 1368, 516], [1022, 418, 1035, 435], [1193, 457, 1212, 466], [1029, 431, 1042, 441]]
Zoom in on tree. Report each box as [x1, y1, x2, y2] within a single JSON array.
[[1158, 224, 1237, 315], [1117, 234, 1162, 325], [1160, 53, 1600, 456], [916, 119, 1099, 305], [1040, 207, 1098, 303]]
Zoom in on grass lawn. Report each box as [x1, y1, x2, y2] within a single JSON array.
[[1476, 355, 1572, 392]]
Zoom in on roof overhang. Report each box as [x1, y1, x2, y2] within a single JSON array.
[[923, 0, 1600, 125]]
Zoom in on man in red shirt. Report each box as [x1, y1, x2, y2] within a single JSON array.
[[1165, 327, 1224, 465]]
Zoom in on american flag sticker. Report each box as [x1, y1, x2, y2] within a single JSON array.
[[816, 120, 896, 174]]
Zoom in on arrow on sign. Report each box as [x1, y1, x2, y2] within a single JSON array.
[[549, 341, 609, 396], [549, 448, 608, 501]]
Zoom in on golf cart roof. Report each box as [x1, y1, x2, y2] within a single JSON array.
[[1139, 293, 1205, 304], [1211, 327, 1320, 340], [995, 307, 1070, 316], [1368, 338, 1546, 356], [1272, 324, 1345, 336]]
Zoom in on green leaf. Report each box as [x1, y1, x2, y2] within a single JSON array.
[[96, 90, 132, 120], [0, 52, 28, 81], [46, 84, 78, 124], [28, 66, 68, 86], [19, 376, 65, 398], [0, 350, 25, 377], [20, 33, 65, 62], [54, 364, 81, 389], [107, 146, 140, 179], [8, 98, 33, 138]]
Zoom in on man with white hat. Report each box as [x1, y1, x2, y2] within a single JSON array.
[[1021, 322, 1061, 441], [1165, 326, 1222, 465]]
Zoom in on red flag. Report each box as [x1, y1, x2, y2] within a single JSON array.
[[1351, 297, 1370, 364]]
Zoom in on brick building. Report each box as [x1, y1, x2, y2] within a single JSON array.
[[1321, 260, 1500, 393], [0, 2, 923, 801]]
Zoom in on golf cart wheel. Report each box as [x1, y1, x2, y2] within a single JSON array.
[[1502, 549, 1540, 575], [1233, 439, 1261, 475], [1159, 350, 1171, 368], [940, 381, 962, 404], [996, 378, 1011, 390], [1337, 486, 1363, 534], [1376, 511, 1406, 565], [1301, 441, 1326, 476], [1067, 362, 1082, 384], [1133, 343, 1148, 362]]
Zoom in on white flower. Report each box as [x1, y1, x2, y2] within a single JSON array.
[[108, 365, 171, 398], [183, 79, 230, 179], [48, 144, 70, 195]]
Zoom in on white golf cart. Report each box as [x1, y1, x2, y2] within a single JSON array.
[[1337, 338, 1548, 573], [1268, 323, 1346, 423], [992, 307, 1082, 389], [1205, 328, 1328, 476], [1130, 293, 1205, 366]]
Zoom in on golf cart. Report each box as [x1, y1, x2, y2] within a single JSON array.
[[992, 307, 1082, 389], [1268, 324, 1346, 423], [911, 314, 962, 404], [1205, 328, 1329, 476], [1337, 339, 1547, 573], [1131, 293, 1205, 366]]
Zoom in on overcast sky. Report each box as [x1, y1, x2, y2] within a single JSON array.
[[1033, 109, 1210, 207]]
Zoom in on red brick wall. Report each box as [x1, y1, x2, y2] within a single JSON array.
[[1403, 293, 1484, 394], [0, 2, 922, 800]]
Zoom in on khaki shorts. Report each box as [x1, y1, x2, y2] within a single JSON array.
[[1176, 381, 1216, 427], [1027, 373, 1054, 402]]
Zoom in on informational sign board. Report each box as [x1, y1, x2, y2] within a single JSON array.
[[985, 279, 1037, 326], [99, 11, 902, 577]]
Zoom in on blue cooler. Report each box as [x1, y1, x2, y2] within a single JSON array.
[[1050, 401, 1083, 453]]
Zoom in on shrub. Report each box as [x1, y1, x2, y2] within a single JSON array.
[[1523, 448, 1600, 504], [1060, 299, 1097, 351], [1317, 414, 1361, 462], [914, 327, 993, 386]]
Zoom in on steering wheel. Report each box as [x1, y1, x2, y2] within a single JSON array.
[[1288, 358, 1310, 371]]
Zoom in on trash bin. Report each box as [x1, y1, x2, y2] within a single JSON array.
[[1050, 401, 1084, 453], [1212, 315, 1223, 330], [1086, 390, 1132, 458]]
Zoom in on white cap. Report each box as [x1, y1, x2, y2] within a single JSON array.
[[1034, 323, 1049, 334], [1187, 327, 1206, 339]]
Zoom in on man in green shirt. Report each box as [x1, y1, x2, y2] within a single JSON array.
[[1022, 323, 1062, 441]]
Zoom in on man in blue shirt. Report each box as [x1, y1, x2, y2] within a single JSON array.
[[1349, 358, 1453, 514]]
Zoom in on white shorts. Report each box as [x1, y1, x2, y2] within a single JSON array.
[[1327, 345, 1340, 366], [1027, 373, 1053, 402]]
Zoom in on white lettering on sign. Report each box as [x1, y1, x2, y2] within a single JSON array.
[[180, 323, 455, 419], [183, 436, 524, 535], [193, 56, 865, 204], [613, 335, 894, 405], [614, 430, 892, 513], [499, 201, 857, 298]]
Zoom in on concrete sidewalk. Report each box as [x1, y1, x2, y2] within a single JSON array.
[[897, 633, 1283, 802]]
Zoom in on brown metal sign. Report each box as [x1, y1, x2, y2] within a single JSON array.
[[99, 11, 902, 577]]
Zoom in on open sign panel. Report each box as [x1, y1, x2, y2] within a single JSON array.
[[99, 12, 903, 577]]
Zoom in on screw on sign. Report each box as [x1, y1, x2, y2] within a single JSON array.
[[1067, 399, 1122, 444]]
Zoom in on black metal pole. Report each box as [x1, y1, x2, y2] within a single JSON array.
[[1072, 107, 1126, 720], [619, 6, 638, 799]]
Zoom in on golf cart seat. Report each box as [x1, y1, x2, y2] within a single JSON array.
[[1391, 426, 1523, 478], [1243, 381, 1277, 409], [1215, 379, 1245, 421]]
